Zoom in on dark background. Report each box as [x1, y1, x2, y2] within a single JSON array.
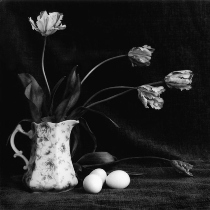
[[1, 0, 210, 178]]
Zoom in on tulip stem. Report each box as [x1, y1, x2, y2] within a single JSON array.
[[84, 80, 164, 108], [81, 156, 172, 168], [86, 88, 135, 109], [146, 80, 164, 86], [42, 37, 51, 96], [83, 86, 136, 106], [81, 54, 127, 84]]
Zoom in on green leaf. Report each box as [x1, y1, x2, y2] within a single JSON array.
[[18, 73, 45, 123], [49, 76, 66, 115], [77, 152, 117, 166], [63, 75, 80, 114], [41, 116, 55, 122], [70, 118, 97, 161], [63, 65, 78, 99], [70, 124, 81, 159], [73, 163, 83, 174], [79, 117, 97, 152], [66, 107, 85, 120], [55, 66, 81, 122]]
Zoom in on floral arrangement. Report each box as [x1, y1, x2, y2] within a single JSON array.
[[13, 11, 194, 179]]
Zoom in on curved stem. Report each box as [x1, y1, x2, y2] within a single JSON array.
[[114, 156, 171, 163], [86, 88, 136, 109], [83, 86, 136, 106], [81, 54, 127, 84], [146, 80, 164, 86], [42, 37, 51, 96], [84, 80, 164, 109], [81, 156, 171, 168]]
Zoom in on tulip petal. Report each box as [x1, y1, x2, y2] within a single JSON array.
[[47, 12, 58, 31], [37, 11, 48, 32], [128, 45, 155, 67], [55, 13, 63, 27], [45, 29, 57, 36], [37, 11, 49, 34], [36, 20, 45, 34], [148, 97, 164, 110], [38, 11, 46, 20], [180, 85, 192, 91], [171, 160, 193, 177], [28, 17, 38, 31], [57, 24, 66, 30], [139, 93, 149, 109], [137, 85, 165, 110]]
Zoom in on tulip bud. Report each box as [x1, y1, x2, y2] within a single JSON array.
[[137, 85, 165, 110], [128, 45, 155, 67], [29, 11, 66, 36], [164, 70, 193, 91]]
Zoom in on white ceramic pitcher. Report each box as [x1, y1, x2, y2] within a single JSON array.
[[10, 120, 79, 192]]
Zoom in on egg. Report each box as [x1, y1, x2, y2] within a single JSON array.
[[90, 168, 107, 184], [106, 170, 130, 189], [83, 174, 103, 193]]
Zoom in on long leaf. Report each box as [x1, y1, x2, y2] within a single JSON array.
[[67, 106, 120, 128], [49, 76, 66, 115], [70, 125, 81, 159], [55, 73, 81, 122], [71, 118, 98, 160], [19, 74, 44, 109], [66, 107, 85, 120], [63, 75, 81, 115], [79, 117, 97, 152], [77, 152, 117, 166], [54, 66, 80, 122], [63, 65, 78, 99], [18, 73, 45, 122]]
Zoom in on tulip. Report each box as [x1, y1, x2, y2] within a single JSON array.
[[128, 45, 155, 67], [137, 85, 165, 110], [170, 160, 193, 177], [164, 70, 193, 91], [29, 11, 66, 36]]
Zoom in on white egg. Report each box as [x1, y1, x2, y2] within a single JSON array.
[[90, 168, 107, 184], [106, 170, 130, 189], [83, 174, 103, 193]]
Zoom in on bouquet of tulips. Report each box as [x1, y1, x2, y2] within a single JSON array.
[[15, 11, 194, 178]]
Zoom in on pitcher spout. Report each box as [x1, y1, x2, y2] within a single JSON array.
[[67, 120, 79, 127]]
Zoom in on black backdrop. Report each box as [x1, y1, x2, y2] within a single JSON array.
[[1, 0, 210, 178]]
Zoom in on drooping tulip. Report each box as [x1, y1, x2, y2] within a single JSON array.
[[164, 70, 193, 91], [137, 85, 165, 110], [128, 45, 155, 67], [170, 160, 193, 177]]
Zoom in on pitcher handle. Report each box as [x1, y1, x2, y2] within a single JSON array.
[[10, 124, 33, 170]]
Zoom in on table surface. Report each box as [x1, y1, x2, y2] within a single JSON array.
[[1, 162, 210, 210]]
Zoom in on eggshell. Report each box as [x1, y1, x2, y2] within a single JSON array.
[[83, 174, 103, 193], [106, 170, 130, 189], [90, 168, 107, 184]]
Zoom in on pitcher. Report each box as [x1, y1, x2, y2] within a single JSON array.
[[10, 120, 79, 192]]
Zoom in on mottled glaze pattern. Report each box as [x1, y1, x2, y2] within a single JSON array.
[[23, 120, 79, 192]]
